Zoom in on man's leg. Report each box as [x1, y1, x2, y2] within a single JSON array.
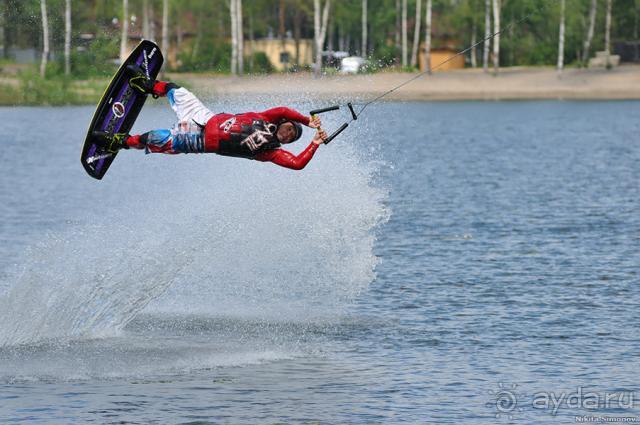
[[94, 77, 182, 153], [126, 122, 205, 154], [126, 130, 175, 154], [127, 81, 211, 153], [108, 69, 212, 153], [164, 86, 214, 126], [128, 65, 213, 124]]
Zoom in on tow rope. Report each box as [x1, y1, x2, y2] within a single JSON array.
[[312, 0, 558, 144]]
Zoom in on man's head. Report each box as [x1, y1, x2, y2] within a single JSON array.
[[276, 121, 303, 144]]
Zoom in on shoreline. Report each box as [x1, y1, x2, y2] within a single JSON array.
[[1, 65, 639, 106], [172, 65, 640, 102]]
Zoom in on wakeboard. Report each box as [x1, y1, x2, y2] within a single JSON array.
[[81, 40, 164, 180]]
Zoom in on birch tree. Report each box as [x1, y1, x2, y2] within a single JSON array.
[[361, 0, 367, 56], [470, 14, 477, 68], [424, 0, 432, 73], [0, 2, 3, 59], [557, 0, 565, 75], [64, 0, 71, 76], [395, 0, 400, 54], [635, 0, 639, 61], [149, 3, 155, 41], [483, 0, 490, 72], [120, 0, 129, 63], [237, 0, 244, 75], [293, 7, 301, 65], [492, 0, 500, 74], [582, 0, 597, 65], [40, 0, 49, 78], [410, 0, 422, 68], [142, 0, 149, 40], [604, 0, 612, 67], [161, 0, 168, 53], [230, 0, 238, 75], [279, 0, 286, 58], [401, 0, 407, 67], [314, 0, 330, 77]]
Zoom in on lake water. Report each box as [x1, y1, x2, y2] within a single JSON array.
[[0, 99, 639, 424]]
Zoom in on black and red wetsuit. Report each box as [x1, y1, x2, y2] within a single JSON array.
[[204, 108, 317, 170], [126, 82, 319, 170]]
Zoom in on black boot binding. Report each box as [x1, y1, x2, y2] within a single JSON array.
[[93, 131, 130, 153], [126, 64, 157, 97]]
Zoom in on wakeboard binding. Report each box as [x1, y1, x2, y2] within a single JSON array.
[[92, 131, 130, 153], [126, 64, 157, 97]]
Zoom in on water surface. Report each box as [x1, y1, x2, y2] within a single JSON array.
[[0, 100, 639, 424]]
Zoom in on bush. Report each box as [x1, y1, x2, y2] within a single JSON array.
[[177, 42, 275, 74], [18, 71, 78, 105], [2, 70, 104, 105], [70, 35, 120, 78], [178, 41, 232, 73], [247, 52, 274, 74], [0, 83, 22, 105], [366, 44, 400, 73], [48, 35, 119, 79]]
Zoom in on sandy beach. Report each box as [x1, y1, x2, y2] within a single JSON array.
[[171, 64, 640, 101]]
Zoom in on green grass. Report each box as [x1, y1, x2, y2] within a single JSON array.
[[0, 73, 107, 106], [0, 83, 22, 105]]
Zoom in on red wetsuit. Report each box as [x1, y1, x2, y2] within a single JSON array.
[[205, 108, 318, 170], [127, 81, 319, 170]]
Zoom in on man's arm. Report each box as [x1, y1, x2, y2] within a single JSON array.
[[254, 129, 328, 170], [260, 107, 311, 126], [255, 143, 319, 170]]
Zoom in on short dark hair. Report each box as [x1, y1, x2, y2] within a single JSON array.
[[278, 120, 303, 142]]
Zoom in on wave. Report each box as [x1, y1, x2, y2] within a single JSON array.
[[0, 100, 389, 347]]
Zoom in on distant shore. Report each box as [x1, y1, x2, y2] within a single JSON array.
[[1, 65, 639, 106], [172, 64, 640, 102]]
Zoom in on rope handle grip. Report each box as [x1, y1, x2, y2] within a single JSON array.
[[310, 105, 340, 116], [310, 104, 357, 120], [324, 123, 349, 145], [308, 105, 352, 144]]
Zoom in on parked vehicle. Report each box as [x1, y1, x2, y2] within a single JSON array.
[[340, 56, 367, 74]]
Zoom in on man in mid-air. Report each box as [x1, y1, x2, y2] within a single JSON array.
[[95, 67, 327, 170]]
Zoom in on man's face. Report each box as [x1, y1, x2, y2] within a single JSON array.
[[276, 122, 297, 144]]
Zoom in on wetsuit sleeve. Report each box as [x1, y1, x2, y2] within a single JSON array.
[[260, 107, 311, 126], [255, 143, 319, 170]]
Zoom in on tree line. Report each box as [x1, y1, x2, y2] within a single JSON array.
[[1, 0, 638, 78]]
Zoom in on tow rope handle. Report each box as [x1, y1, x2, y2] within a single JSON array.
[[310, 103, 357, 145]]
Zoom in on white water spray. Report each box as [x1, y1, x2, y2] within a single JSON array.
[[0, 99, 389, 347]]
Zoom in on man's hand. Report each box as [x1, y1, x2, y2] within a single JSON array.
[[312, 129, 328, 145], [309, 116, 322, 129]]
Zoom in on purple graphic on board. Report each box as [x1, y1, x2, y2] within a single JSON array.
[[81, 40, 163, 179]]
